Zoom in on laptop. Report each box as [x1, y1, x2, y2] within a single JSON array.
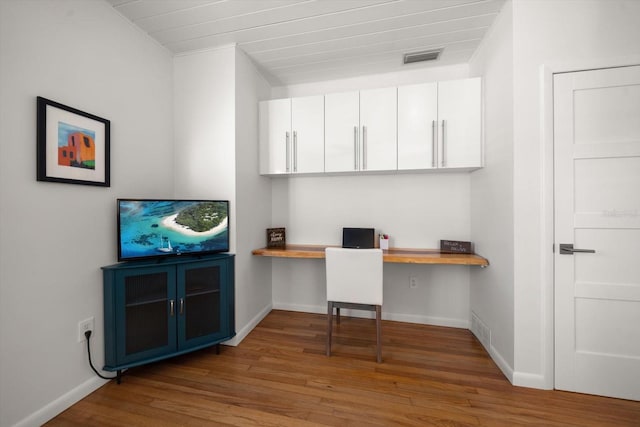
[[342, 227, 375, 249]]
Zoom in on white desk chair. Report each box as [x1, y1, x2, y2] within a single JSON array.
[[325, 247, 383, 363]]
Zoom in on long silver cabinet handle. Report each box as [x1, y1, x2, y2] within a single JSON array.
[[559, 243, 596, 255], [180, 298, 184, 315], [431, 120, 436, 168], [362, 126, 367, 170], [169, 299, 175, 316], [285, 131, 290, 172], [441, 120, 447, 167], [353, 126, 358, 170], [293, 131, 298, 172]]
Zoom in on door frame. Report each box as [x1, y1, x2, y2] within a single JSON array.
[[540, 54, 640, 390]]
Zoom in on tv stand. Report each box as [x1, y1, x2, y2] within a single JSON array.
[[102, 254, 235, 382]]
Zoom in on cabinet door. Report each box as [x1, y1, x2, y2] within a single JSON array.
[[398, 82, 438, 170], [437, 78, 482, 168], [291, 95, 324, 173], [115, 266, 177, 365], [259, 98, 291, 174], [359, 87, 397, 171], [176, 259, 230, 350], [325, 91, 360, 172]]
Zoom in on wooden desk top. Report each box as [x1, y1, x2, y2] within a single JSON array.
[[252, 244, 489, 267]]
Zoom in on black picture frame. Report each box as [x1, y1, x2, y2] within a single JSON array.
[[37, 96, 110, 187]]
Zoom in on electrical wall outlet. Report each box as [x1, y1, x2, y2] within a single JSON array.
[[409, 276, 418, 289], [77, 317, 95, 342]]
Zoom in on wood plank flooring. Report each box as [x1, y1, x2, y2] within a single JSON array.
[[47, 310, 640, 426]]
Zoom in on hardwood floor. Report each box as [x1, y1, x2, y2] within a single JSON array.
[[48, 310, 640, 426]]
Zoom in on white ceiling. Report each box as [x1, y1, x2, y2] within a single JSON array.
[[107, 0, 505, 86]]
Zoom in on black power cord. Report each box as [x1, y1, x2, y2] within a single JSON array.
[[84, 330, 118, 380]]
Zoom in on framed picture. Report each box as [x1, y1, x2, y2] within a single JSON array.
[[266, 227, 286, 248], [37, 96, 110, 186]]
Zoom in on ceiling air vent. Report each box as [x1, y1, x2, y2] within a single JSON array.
[[403, 48, 443, 65]]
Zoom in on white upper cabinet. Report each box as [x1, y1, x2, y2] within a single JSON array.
[[437, 78, 482, 169], [398, 82, 438, 170], [398, 78, 482, 170], [259, 95, 324, 175], [359, 87, 397, 171], [325, 88, 397, 172], [261, 77, 482, 176], [291, 96, 324, 173], [324, 91, 360, 173]]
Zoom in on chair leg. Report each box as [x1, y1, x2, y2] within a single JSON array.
[[375, 305, 382, 363], [326, 301, 333, 357], [336, 307, 340, 324]]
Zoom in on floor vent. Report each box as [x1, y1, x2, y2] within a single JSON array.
[[470, 312, 491, 351]]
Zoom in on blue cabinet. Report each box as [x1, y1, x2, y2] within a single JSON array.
[[102, 254, 235, 381]]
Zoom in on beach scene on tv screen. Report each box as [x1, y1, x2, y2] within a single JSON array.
[[119, 200, 228, 259]]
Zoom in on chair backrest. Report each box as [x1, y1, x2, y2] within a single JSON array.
[[325, 247, 383, 305]]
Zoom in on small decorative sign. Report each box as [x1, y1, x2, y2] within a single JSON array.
[[440, 240, 473, 254], [267, 228, 286, 248]]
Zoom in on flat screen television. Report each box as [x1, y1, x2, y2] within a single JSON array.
[[117, 199, 229, 262]]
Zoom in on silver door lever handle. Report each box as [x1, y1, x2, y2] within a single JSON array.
[[559, 243, 596, 255]]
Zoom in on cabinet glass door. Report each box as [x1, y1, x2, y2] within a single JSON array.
[[177, 260, 228, 350], [115, 266, 177, 365]]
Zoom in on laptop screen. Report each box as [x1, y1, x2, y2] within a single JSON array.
[[342, 227, 375, 249]]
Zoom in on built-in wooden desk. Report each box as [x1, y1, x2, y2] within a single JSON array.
[[252, 245, 489, 267]]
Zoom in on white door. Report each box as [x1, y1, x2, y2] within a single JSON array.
[[325, 91, 359, 173], [360, 87, 397, 171], [259, 98, 291, 175], [398, 82, 438, 170], [554, 65, 640, 400], [437, 78, 482, 168], [291, 95, 324, 174]]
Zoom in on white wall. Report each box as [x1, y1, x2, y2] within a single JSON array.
[[271, 174, 473, 326], [173, 46, 274, 345], [0, 1, 174, 426], [468, 1, 515, 379], [268, 65, 476, 327], [510, 0, 640, 389], [173, 47, 236, 222], [275, 63, 469, 98], [232, 49, 274, 341]]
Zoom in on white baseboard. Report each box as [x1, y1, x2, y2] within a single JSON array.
[[14, 376, 106, 427], [488, 344, 514, 384], [224, 303, 273, 346], [272, 302, 325, 315], [19, 304, 272, 426], [513, 371, 552, 390], [272, 302, 470, 329]]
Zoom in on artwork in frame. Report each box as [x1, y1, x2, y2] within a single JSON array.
[[36, 96, 110, 187]]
